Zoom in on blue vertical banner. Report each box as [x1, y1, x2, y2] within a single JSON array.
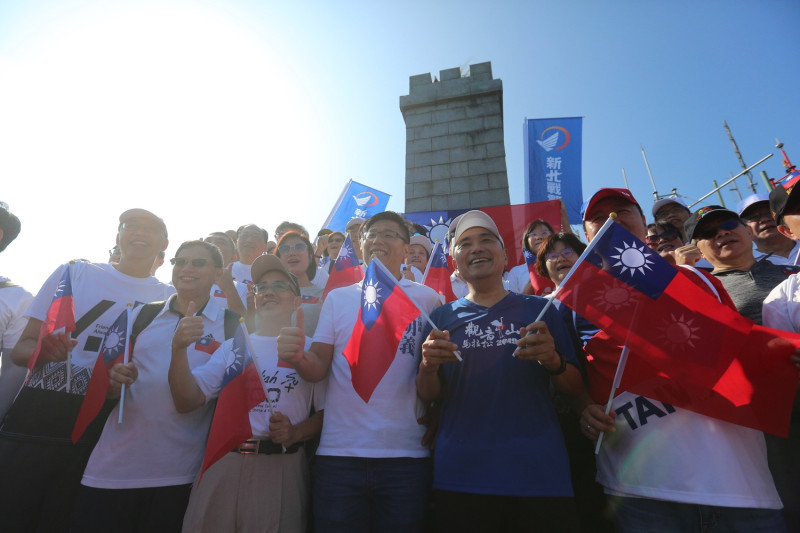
[[320, 179, 391, 232], [523, 117, 583, 224]]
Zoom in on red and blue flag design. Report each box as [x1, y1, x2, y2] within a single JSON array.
[[557, 219, 800, 436], [322, 234, 364, 299], [343, 259, 421, 403], [523, 248, 555, 296], [195, 334, 221, 354], [28, 264, 76, 372], [422, 242, 457, 303], [72, 306, 130, 443], [201, 324, 266, 476]]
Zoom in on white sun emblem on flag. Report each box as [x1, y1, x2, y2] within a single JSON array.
[[363, 278, 382, 312], [423, 216, 451, 246], [105, 324, 126, 354], [658, 313, 701, 351], [610, 241, 654, 277], [597, 282, 635, 310]]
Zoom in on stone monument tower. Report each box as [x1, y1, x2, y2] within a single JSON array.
[[400, 61, 510, 213]]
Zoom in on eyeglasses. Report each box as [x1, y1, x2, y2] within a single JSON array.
[[545, 248, 577, 262], [121, 221, 163, 235], [694, 218, 741, 240], [362, 230, 405, 242], [170, 257, 210, 268], [328, 237, 344, 244], [253, 281, 296, 295], [277, 242, 308, 254], [645, 230, 681, 245], [741, 208, 772, 223]]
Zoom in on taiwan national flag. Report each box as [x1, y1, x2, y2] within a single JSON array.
[[195, 334, 221, 354], [28, 264, 77, 372], [322, 234, 364, 299], [343, 259, 421, 403], [523, 248, 555, 296], [422, 242, 456, 303], [72, 306, 130, 443], [556, 219, 800, 436], [201, 324, 266, 476]]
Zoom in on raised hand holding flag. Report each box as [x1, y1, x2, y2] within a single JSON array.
[[554, 217, 800, 437], [72, 304, 131, 443], [422, 241, 457, 303], [27, 263, 77, 373], [200, 322, 266, 476], [323, 234, 364, 299]]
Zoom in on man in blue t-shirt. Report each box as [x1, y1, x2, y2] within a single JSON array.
[[417, 210, 584, 532]]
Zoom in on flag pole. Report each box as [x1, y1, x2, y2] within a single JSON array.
[[372, 258, 462, 362], [241, 321, 287, 452], [118, 303, 134, 424], [594, 345, 629, 454], [420, 240, 439, 285], [531, 216, 618, 324]]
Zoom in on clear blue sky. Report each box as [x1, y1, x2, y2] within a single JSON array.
[[2, 0, 798, 291]]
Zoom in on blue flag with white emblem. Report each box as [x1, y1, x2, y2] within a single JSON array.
[[524, 117, 583, 223]]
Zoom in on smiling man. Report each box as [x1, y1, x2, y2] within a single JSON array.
[[737, 193, 800, 265], [685, 205, 796, 324], [277, 211, 442, 532], [73, 240, 239, 532], [580, 190, 784, 532], [417, 210, 584, 532], [0, 208, 174, 531]]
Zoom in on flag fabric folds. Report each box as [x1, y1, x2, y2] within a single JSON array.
[[322, 234, 364, 299], [28, 264, 76, 372], [523, 248, 555, 296], [556, 219, 800, 437], [422, 242, 456, 303], [72, 306, 130, 443], [320, 179, 391, 233], [404, 201, 563, 274], [201, 324, 266, 476], [343, 259, 421, 403]]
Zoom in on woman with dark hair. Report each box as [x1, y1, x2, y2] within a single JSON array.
[[276, 231, 323, 336], [508, 219, 557, 295], [537, 233, 587, 288]]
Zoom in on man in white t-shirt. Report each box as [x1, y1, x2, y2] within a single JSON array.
[[174, 253, 323, 532], [580, 189, 784, 532], [0, 208, 173, 532], [278, 211, 442, 532], [0, 205, 33, 420], [72, 239, 236, 532], [231, 224, 269, 289]]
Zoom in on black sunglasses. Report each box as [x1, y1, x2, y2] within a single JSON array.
[[694, 218, 740, 241], [645, 230, 680, 245], [170, 257, 210, 268]]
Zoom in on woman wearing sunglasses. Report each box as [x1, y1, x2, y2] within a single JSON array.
[[645, 222, 703, 267], [275, 232, 323, 336]]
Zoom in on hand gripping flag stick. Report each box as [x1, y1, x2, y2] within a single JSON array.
[[372, 258, 462, 362], [523, 215, 628, 453]]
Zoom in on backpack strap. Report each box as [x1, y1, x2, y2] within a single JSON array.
[[223, 309, 241, 340], [130, 301, 167, 349]]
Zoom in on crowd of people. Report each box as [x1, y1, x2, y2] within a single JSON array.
[[0, 185, 798, 532]]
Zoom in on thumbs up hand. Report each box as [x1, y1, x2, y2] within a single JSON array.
[[277, 307, 306, 366], [172, 301, 205, 350]]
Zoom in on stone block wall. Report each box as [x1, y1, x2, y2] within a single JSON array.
[[400, 62, 510, 212]]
